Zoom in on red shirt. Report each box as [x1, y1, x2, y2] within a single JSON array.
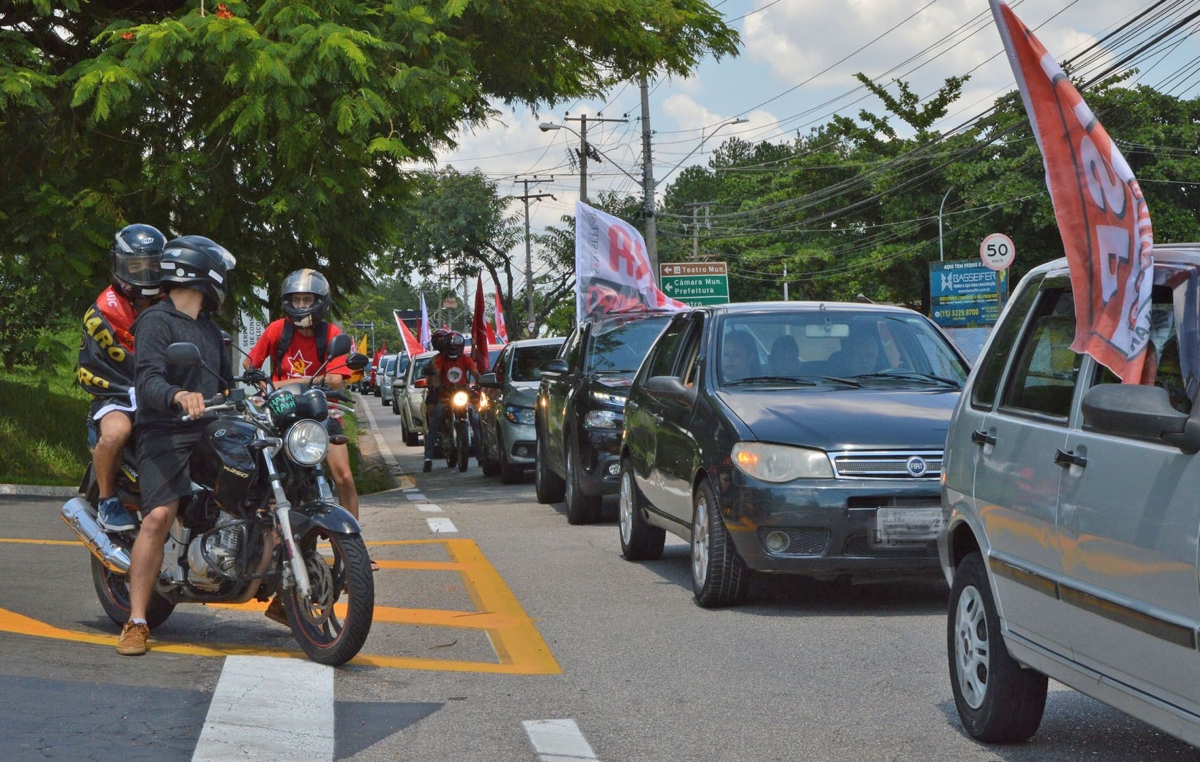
[[247, 319, 350, 382], [432, 354, 478, 387]]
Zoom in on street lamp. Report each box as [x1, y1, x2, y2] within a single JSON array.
[[539, 115, 631, 203], [938, 186, 954, 262], [657, 117, 749, 188]]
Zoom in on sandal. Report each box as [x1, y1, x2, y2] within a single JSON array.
[[370, 559, 380, 573]]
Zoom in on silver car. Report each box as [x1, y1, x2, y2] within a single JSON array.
[[479, 337, 565, 483], [397, 351, 436, 447], [377, 354, 399, 406], [940, 246, 1200, 747]]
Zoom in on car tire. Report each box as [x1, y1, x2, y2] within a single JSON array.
[[948, 552, 1048, 743], [499, 435, 523, 485], [619, 459, 665, 561], [403, 416, 420, 447], [691, 477, 750, 607], [564, 437, 602, 525], [391, 393, 403, 415], [481, 429, 501, 477], [534, 420, 565, 504]]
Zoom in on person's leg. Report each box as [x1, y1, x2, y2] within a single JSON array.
[[94, 411, 135, 531], [423, 401, 444, 469], [119, 499, 178, 655], [324, 443, 359, 519]]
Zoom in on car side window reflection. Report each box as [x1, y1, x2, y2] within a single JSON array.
[[646, 315, 691, 379], [1000, 288, 1081, 421]]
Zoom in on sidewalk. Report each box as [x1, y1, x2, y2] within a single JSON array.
[[0, 484, 77, 497]]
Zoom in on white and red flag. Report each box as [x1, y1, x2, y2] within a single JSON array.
[[574, 202, 688, 324], [394, 310, 424, 358], [471, 274, 491, 373], [493, 283, 509, 343], [991, 0, 1153, 383], [418, 294, 431, 351]]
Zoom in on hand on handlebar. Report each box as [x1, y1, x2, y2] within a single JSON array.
[[174, 390, 208, 420]]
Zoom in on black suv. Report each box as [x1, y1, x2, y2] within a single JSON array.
[[535, 312, 673, 523]]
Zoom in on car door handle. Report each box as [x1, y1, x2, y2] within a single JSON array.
[[1054, 449, 1087, 469], [970, 429, 996, 447]]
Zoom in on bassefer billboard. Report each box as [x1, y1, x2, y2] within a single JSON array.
[[930, 260, 1007, 328]]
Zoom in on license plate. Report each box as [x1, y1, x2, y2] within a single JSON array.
[[872, 506, 943, 547]]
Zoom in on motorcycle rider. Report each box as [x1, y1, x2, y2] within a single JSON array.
[[118, 236, 235, 656], [78, 224, 167, 532], [422, 331, 483, 473]]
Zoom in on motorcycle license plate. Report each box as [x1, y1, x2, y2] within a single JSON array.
[[871, 506, 943, 547]]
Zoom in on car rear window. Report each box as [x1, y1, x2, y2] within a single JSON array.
[[586, 316, 671, 373], [512, 344, 562, 382]]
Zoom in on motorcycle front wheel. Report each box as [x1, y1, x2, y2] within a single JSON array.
[[284, 529, 375, 666], [455, 420, 469, 473], [91, 555, 176, 630]]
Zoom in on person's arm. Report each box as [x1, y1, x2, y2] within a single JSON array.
[[134, 311, 187, 414]]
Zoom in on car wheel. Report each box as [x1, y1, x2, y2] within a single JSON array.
[[691, 477, 750, 607], [564, 437, 602, 525], [499, 435, 523, 485], [481, 427, 501, 477], [948, 552, 1048, 743], [534, 421, 565, 504], [391, 393, 402, 415], [402, 408, 420, 446], [619, 459, 665, 561]]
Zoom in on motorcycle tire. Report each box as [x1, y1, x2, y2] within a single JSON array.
[[456, 420, 469, 473], [284, 529, 375, 666], [444, 428, 458, 469], [91, 555, 176, 630]]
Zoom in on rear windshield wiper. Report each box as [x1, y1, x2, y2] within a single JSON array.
[[853, 371, 961, 388], [723, 375, 818, 387]]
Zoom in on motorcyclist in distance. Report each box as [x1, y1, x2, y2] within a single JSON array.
[[78, 224, 166, 532], [422, 332, 483, 473]]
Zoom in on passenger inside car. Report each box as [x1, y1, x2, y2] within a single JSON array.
[[828, 327, 883, 376], [768, 334, 803, 376], [720, 329, 761, 382]]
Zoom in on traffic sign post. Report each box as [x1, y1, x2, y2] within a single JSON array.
[[980, 232, 1015, 271], [659, 262, 730, 307]]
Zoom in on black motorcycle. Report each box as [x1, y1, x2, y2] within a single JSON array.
[[62, 334, 374, 665], [438, 383, 476, 473]]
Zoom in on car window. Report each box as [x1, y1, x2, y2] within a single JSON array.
[[585, 316, 670, 374], [644, 314, 692, 378], [561, 327, 583, 372], [512, 344, 563, 382], [971, 274, 1043, 411], [679, 313, 706, 386], [412, 356, 433, 381], [1000, 288, 1081, 420], [493, 347, 510, 384]]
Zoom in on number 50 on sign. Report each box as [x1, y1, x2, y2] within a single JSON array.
[[980, 232, 1015, 271]]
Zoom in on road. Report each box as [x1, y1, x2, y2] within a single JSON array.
[[1, 393, 1196, 761]]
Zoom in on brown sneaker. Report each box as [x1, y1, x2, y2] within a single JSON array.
[[116, 621, 150, 656], [264, 596, 289, 626]]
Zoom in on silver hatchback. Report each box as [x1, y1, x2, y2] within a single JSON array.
[[940, 246, 1200, 747], [479, 337, 565, 483]]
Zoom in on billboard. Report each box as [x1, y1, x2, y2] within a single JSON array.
[[930, 260, 1007, 328]]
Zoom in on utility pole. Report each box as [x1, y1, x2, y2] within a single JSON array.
[[686, 202, 711, 261], [640, 73, 658, 278], [513, 177, 555, 329], [547, 114, 627, 203], [783, 265, 788, 301]]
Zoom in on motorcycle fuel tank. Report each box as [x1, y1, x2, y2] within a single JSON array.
[[191, 418, 258, 510]]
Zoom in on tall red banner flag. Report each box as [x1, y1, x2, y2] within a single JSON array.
[[393, 310, 424, 358], [471, 274, 490, 373], [991, 1, 1153, 383], [493, 284, 509, 343]]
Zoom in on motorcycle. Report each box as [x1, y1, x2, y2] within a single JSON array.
[[438, 383, 476, 473], [61, 334, 375, 665]]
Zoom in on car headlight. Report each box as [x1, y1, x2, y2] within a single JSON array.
[[584, 409, 623, 429], [285, 420, 329, 466], [732, 442, 832, 482], [505, 405, 535, 425], [451, 390, 470, 408], [590, 389, 626, 406]]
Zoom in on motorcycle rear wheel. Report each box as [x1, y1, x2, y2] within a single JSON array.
[[91, 555, 176, 630], [284, 530, 374, 666]]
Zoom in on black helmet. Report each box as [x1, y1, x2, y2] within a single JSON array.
[[431, 328, 451, 352], [280, 269, 330, 328], [160, 235, 236, 312], [443, 332, 465, 359], [109, 223, 166, 299]]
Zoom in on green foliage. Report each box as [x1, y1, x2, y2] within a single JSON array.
[[0, 365, 90, 486]]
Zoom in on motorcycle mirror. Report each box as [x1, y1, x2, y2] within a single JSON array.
[[327, 333, 353, 359], [166, 342, 203, 368], [345, 352, 369, 372]]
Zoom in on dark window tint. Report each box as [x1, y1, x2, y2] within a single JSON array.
[[971, 274, 1043, 411], [1000, 289, 1081, 420], [512, 344, 563, 382], [645, 314, 692, 378], [586, 316, 671, 373], [493, 347, 510, 384], [561, 328, 583, 372]]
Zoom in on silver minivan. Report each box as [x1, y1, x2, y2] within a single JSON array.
[[940, 246, 1200, 747]]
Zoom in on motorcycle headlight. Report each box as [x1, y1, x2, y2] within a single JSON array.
[[584, 409, 622, 430], [285, 420, 329, 466], [732, 442, 833, 482], [505, 405, 535, 425], [451, 390, 470, 408]]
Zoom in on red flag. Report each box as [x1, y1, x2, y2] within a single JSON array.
[[372, 342, 386, 365], [991, 1, 1153, 383], [493, 284, 509, 343], [393, 310, 424, 358], [471, 274, 490, 373], [486, 321, 499, 346]]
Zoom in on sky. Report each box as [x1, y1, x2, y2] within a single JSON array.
[[423, 0, 1200, 303]]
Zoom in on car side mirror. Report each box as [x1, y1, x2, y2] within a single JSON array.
[[540, 359, 569, 377], [327, 333, 353, 358], [643, 375, 695, 407], [1081, 383, 1200, 454], [166, 342, 202, 367], [479, 372, 500, 389]]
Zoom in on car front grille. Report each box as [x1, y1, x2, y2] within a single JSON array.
[[842, 534, 938, 557], [830, 450, 942, 479]]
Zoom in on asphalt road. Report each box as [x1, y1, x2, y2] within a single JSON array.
[[1, 392, 1197, 761]]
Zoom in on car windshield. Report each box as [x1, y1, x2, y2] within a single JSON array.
[[412, 357, 433, 380], [717, 311, 968, 388], [512, 344, 563, 382], [586, 316, 671, 374]]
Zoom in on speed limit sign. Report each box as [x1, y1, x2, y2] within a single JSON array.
[[980, 233, 1015, 271]]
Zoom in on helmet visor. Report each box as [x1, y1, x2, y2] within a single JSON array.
[[115, 254, 162, 288]]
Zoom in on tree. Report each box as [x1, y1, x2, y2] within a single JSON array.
[[0, 0, 739, 364]]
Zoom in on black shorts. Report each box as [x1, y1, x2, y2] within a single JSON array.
[[86, 397, 135, 449], [325, 416, 344, 437], [136, 426, 204, 511]]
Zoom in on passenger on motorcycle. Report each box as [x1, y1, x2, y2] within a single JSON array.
[[422, 332, 483, 473], [120, 236, 235, 656], [78, 224, 167, 533]]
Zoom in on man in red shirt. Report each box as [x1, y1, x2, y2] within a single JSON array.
[[78, 224, 166, 532], [244, 269, 361, 527], [422, 332, 483, 472]]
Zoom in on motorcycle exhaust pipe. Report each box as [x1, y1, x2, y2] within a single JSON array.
[[60, 497, 131, 574]]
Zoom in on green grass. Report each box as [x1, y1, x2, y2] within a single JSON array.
[[340, 412, 396, 495], [0, 367, 91, 486]]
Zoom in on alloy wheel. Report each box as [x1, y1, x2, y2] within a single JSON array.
[[691, 493, 710, 588], [954, 584, 990, 709], [619, 470, 634, 545]]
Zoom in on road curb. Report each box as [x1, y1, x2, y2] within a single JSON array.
[[0, 484, 77, 498]]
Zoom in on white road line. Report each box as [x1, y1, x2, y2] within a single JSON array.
[[426, 517, 458, 533], [358, 396, 398, 470], [192, 656, 334, 761], [522, 719, 599, 762], [405, 492, 428, 501], [416, 503, 442, 513]]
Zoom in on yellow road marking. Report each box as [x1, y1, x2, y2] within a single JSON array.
[[0, 537, 561, 675], [0, 539, 79, 546]]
